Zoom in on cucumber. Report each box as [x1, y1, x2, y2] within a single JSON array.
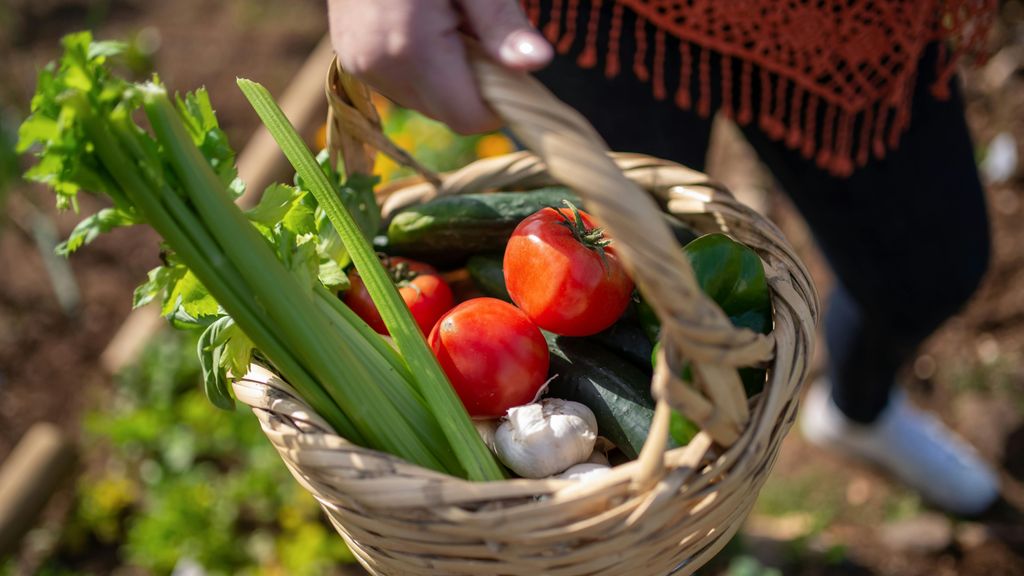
[[544, 332, 672, 459], [386, 187, 581, 265], [466, 255, 512, 302], [583, 318, 654, 374]]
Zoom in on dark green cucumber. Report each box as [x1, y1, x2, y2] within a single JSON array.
[[544, 332, 679, 459], [583, 318, 654, 375], [386, 187, 581, 264], [465, 255, 511, 302]]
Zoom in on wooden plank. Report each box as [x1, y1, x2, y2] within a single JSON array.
[[0, 423, 76, 556]]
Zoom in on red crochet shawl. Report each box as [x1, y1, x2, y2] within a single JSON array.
[[523, 0, 995, 175]]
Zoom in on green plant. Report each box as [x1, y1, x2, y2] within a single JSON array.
[[725, 555, 783, 576], [42, 329, 354, 575], [754, 470, 842, 534]]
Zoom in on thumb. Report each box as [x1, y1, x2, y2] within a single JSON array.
[[459, 0, 553, 71]]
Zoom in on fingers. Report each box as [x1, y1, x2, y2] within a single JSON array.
[[326, 0, 546, 134], [413, 28, 502, 134], [458, 0, 553, 71]]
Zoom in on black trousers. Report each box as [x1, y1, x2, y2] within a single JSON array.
[[532, 1, 991, 423]]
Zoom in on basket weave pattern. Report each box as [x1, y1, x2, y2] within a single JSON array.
[[233, 56, 819, 576]]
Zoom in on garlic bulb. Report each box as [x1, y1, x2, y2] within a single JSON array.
[[586, 449, 610, 466], [494, 399, 598, 479], [556, 463, 612, 482]]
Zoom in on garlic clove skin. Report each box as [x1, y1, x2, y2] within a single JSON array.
[[473, 419, 499, 452], [555, 463, 612, 482], [494, 399, 598, 479], [586, 449, 610, 466]]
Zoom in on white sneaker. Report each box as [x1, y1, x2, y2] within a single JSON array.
[[800, 380, 1000, 516]]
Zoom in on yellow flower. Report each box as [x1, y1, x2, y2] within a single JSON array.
[[475, 133, 515, 158]]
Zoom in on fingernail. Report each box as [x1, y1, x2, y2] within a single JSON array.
[[499, 30, 553, 69]]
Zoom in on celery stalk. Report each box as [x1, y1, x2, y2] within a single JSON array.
[[238, 79, 503, 481], [141, 87, 454, 473]]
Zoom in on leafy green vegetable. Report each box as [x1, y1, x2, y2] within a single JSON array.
[[238, 78, 503, 481], [20, 31, 500, 480]]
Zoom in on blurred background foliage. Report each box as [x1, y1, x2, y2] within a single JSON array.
[[11, 330, 356, 576]]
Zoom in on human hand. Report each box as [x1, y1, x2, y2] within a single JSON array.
[[327, 0, 553, 134]]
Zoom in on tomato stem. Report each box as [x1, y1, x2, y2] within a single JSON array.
[[377, 254, 420, 287], [556, 200, 613, 275]]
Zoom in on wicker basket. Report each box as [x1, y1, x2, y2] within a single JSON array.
[[232, 54, 819, 576]]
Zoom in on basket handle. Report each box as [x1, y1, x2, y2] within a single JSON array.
[[324, 48, 772, 486]]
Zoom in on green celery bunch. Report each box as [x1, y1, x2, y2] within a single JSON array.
[[19, 32, 502, 481]]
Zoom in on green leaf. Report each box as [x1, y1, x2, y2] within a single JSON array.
[[281, 233, 319, 290], [18, 31, 137, 213], [339, 171, 382, 241], [318, 259, 349, 291], [284, 196, 316, 235], [24, 33, 374, 448], [217, 321, 255, 381], [315, 215, 349, 270], [58, 207, 139, 255], [87, 40, 128, 59], [246, 183, 313, 234], [165, 269, 219, 319], [247, 183, 331, 291], [197, 315, 239, 410], [134, 263, 186, 309], [167, 303, 219, 331], [15, 115, 58, 153], [135, 262, 219, 331], [176, 88, 239, 194]]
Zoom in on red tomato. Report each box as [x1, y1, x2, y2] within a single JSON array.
[[343, 257, 454, 335], [428, 298, 550, 418], [503, 206, 634, 336]]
